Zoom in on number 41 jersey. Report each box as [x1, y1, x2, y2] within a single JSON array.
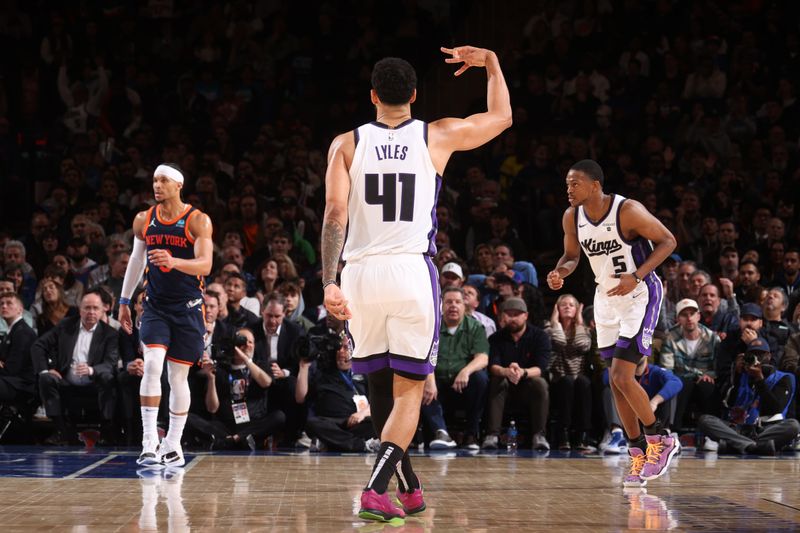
[[344, 119, 441, 262], [576, 194, 658, 292]]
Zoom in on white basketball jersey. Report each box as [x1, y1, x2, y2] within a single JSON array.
[[343, 119, 440, 262], [576, 194, 658, 292]]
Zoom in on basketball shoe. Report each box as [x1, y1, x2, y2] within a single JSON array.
[[396, 479, 426, 515], [622, 448, 647, 489], [640, 434, 679, 481], [137, 438, 161, 467], [158, 440, 186, 468], [358, 489, 405, 521]]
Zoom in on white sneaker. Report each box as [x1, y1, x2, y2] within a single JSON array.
[[429, 429, 457, 450], [295, 432, 312, 449], [792, 434, 800, 451], [33, 406, 50, 421], [158, 440, 185, 468], [702, 436, 719, 452], [532, 432, 550, 451], [364, 438, 381, 453], [604, 429, 627, 454], [482, 434, 499, 449], [137, 439, 161, 467]]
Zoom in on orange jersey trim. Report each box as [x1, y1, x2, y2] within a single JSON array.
[[184, 208, 199, 244], [166, 356, 194, 366], [145, 343, 168, 351], [142, 206, 155, 238], [156, 203, 192, 226]]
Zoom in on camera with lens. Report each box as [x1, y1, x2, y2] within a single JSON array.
[[293, 326, 343, 372], [213, 334, 248, 369], [743, 352, 759, 366]]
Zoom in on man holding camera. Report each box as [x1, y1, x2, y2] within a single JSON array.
[[295, 328, 379, 452], [698, 336, 798, 454], [187, 328, 285, 449]]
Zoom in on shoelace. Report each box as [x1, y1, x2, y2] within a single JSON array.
[[645, 441, 664, 465], [629, 453, 646, 475]]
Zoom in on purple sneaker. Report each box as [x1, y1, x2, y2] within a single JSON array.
[[396, 486, 426, 515], [640, 434, 679, 481], [622, 448, 647, 488], [358, 489, 405, 522]]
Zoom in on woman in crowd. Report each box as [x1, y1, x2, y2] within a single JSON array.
[[546, 294, 593, 451]]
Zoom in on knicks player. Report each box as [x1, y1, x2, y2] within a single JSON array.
[[322, 46, 511, 521], [547, 160, 678, 488], [119, 164, 213, 467]]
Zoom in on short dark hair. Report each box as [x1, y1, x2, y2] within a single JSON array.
[[225, 272, 246, 284], [569, 159, 604, 185], [371, 57, 417, 105]]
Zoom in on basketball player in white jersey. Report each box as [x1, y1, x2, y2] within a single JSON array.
[[322, 46, 511, 521], [547, 160, 678, 488]]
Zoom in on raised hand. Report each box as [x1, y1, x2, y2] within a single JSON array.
[[547, 270, 564, 290], [441, 45, 492, 76]]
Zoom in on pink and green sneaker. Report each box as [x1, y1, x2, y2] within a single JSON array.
[[396, 486, 426, 515], [359, 489, 406, 522]]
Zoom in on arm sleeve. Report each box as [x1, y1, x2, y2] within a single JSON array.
[[121, 237, 147, 301]]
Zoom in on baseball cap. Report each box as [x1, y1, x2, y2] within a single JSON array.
[[746, 336, 770, 353], [665, 253, 682, 264], [500, 297, 527, 314], [441, 262, 464, 280], [740, 303, 763, 319], [676, 298, 698, 315]]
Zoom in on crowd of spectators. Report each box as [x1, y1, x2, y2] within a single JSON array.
[[0, 1, 800, 454]]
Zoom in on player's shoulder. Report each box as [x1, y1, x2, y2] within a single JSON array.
[[561, 206, 578, 227], [618, 197, 650, 218]]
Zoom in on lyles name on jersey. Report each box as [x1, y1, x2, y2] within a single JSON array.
[[375, 144, 409, 161]]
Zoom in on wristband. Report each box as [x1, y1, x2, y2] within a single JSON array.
[[119, 297, 131, 306], [632, 272, 641, 284], [322, 280, 338, 290]]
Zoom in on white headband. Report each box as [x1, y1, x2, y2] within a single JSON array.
[[154, 164, 184, 184]]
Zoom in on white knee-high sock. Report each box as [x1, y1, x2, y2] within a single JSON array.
[[140, 346, 166, 443], [165, 361, 191, 449]]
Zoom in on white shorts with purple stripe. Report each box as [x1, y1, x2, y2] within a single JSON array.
[[594, 273, 663, 361], [341, 253, 439, 377]]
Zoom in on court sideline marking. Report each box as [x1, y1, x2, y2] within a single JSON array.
[[183, 455, 204, 473], [63, 454, 118, 479]]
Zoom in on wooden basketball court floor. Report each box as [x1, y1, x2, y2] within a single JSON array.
[[0, 447, 798, 532]]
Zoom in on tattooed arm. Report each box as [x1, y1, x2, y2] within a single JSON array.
[[321, 132, 354, 320]]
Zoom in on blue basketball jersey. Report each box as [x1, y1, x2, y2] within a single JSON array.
[[143, 204, 204, 306]]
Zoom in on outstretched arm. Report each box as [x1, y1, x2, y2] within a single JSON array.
[[118, 211, 149, 334], [547, 208, 581, 290], [428, 46, 512, 172], [321, 132, 353, 321]]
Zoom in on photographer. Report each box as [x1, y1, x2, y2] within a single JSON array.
[[698, 337, 799, 455], [295, 327, 379, 452], [186, 328, 285, 449]]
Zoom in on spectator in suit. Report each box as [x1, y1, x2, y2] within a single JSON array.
[[0, 293, 37, 407], [254, 294, 304, 446], [483, 298, 551, 451], [31, 289, 119, 444], [0, 280, 36, 336]]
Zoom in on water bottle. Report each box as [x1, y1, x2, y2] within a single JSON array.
[[507, 420, 518, 453]]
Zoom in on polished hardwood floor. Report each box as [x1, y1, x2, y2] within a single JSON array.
[[0, 447, 798, 531]]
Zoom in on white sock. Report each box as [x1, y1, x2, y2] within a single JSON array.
[[141, 406, 159, 444], [165, 412, 187, 449], [165, 361, 191, 450]]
